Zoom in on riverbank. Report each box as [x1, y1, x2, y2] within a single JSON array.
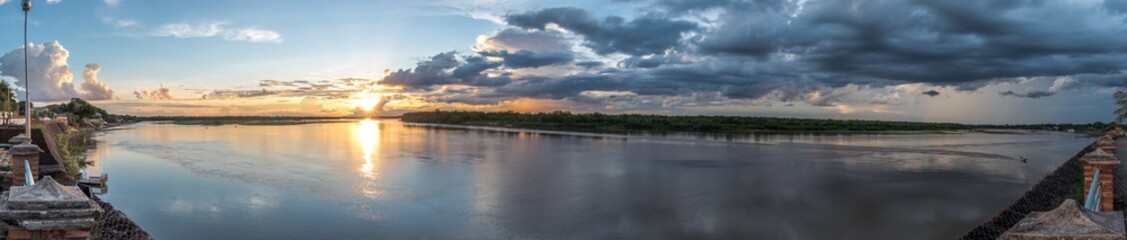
[[139, 116, 396, 126], [400, 111, 972, 133], [958, 140, 1092, 239], [1, 123, 153, 239], [399, 111, 1108, 136]]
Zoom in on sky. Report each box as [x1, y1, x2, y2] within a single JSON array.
[[0, 0, 1125, 124]]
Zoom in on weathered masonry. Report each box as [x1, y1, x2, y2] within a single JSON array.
[[0, 133, 104, 240], [994, 129, 1127, 240]]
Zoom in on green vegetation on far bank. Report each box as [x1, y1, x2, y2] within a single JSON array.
[[42, 98, 140, 127], [139, 116, 394, 126], [401, 110, 970, 133], [400, 110, 1121, 134]]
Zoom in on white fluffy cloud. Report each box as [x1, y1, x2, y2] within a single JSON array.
[[224, 28, 283, 43], [0, 41, 111, 102], [80, 64, 114, 100], [153, 22, 283, 43]]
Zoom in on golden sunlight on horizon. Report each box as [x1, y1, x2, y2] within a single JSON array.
[[350, 91, 383, 113]]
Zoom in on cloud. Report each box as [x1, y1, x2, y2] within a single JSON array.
[[224, 28, 284, 43], [379, 52, 511, 89], [203, 89, 277, 99], [384, 0, 1127, 111], [620, 54, 686, 69], [202, 78, 378, 100], [133, 85, 173, 100], [475, 28, 572, 53], [479, 50, 574, 68], [996, 76, 1115, 99], [104, 0, 119, 6], [0, 41, 86, 102], [576, 61, 604, 69], [79, 64, 114, 100], [153, 23, 223, 38], [699, 0, 1127, 85], [46, 0, 60, 4], [153, 22, 282, 43], [110, 0, 1127, 120], [998, 90, 1054, 99], [804, 85, 864, 107], [1048, 77, 1080, 93], [505, 7, 698, 56], [101, 16, 138, 28]]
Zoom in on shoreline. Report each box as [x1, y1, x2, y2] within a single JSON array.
[[46, 122, 154, 239], [144, 117, 1056, 136], [401, 120, 1047, 136]]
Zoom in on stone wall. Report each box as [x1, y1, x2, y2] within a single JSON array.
[[0, 128, 62, 166], [958, 142, 1094, 239], [0, 126, 152, 239], [89, 196, 152, 240]]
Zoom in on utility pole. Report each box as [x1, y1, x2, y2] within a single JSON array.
[[21, 0, 32, 141]]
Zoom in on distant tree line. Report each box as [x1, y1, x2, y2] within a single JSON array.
[[400, 110, 978, 133], [136, 115, 379, 125], [42, 98, 139, 124], [400, 110, 1126, 134], [972, 122, 1120, 132], [0, 81, 137, 125]]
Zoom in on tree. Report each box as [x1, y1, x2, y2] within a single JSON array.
[[17, 101, 28, 118], [1116, 81, 1127, 124], [0, 80, 15, 125]]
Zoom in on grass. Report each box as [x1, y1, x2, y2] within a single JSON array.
[[55, 129, 94, 176]]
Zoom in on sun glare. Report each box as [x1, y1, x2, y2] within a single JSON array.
[[350, 91, 383, 112]]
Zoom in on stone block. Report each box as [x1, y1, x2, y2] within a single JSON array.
[[999, 199, 1125, 240]]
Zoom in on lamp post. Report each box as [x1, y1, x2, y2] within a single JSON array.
[[21, 0, 31, 140]]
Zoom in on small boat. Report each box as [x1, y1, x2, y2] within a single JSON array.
[[1019, 156, 1028, 163], [77, 169, 108, 187]]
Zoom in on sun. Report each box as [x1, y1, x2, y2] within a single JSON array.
[[350, 91, 382, 112]]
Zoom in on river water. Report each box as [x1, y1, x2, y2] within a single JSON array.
[[85, 120, 1093, 239]]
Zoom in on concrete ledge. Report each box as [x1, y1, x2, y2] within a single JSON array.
[[999, 199, 1125, 239]]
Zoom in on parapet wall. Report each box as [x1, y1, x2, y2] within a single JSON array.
[[1, 125, 153, 239], [958, 142, 1094, 239]]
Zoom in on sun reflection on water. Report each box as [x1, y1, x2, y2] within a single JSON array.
[[355, 119, 381, 198]]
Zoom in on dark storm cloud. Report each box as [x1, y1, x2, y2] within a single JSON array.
[[619, 54, 686, 69], [697, 0, 1127, 85], [614, 0, 787, 15], [479, 50, 574, 68], [576, 61, 604, 69], [505, 7, 698, 56], [998, 90, 1055, 99], [1106, 0, 1127, 13], [380, 52, 511, 89], [382, 0, 1127, 108]]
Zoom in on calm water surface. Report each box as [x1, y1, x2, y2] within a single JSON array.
[[86, 120, 1093, 239]]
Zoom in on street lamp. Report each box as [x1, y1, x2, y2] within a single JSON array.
[[21, 0, 31, 141]]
